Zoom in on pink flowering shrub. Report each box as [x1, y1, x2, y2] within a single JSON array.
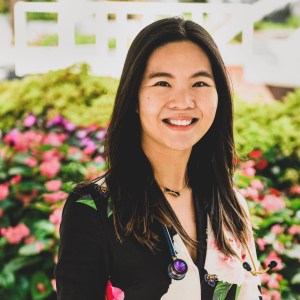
[[0, 115, 107, 299], [0, 112, 299, 299], [235, 149, 300, 299]]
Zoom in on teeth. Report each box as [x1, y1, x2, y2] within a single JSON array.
[[168, 119, 192, 126]]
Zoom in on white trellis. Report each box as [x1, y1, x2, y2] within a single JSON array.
[[13, 0, 300, 87], [14, 1, 254, 77]]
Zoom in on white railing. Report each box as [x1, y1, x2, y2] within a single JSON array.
[[14, 1, 253, 77], [13, 0, 300, 87]]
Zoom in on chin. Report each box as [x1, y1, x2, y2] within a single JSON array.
[[164, 142, 194, 152]]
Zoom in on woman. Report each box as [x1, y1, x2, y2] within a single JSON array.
[[55, 17, 263, 299]]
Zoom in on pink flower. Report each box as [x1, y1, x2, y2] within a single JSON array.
[[255, 159, 268, 170], [41, 149, 63, 161], [257, 238, 267, 251], [37, 283, 46, 293], [15, 190, 38, 206], [261, 287, 272, 300], [261, 195, 285, 213], [276, 274, 283, 281], [4, 129, 22, 145], [0, 183, 9, 201], [1, 223, 30, 244], [241, 167, 256, 178], [43, 133, 67, 146], [40, 160, 61, 178], [45, 180, 62, 192], [264, 251, 283, 270], [260, 273, 271, 283], [94, 156, 105, 164], [267, 278, 279, 289], [7, 131, 28, 152], [11, 175, 22, 184], [85, 165, 105, 181], [51, 279, 57, 292], [105, 280, 124, 300], [35, 241, 44, 253], [271, 224, 284, 235], [241, 187, 259, 201], [250, 179, 264, 191], [43, 191, 68, 203], [23, 131, 43, 148], [83, 145, 97, 155], [25, 236, 36, 244], [271, 290, 281, 300], [25, 157, 38, 167], [24, 114, 36, 127], [49, 208, 62, 225], [0, 208, 3, 217], [290, 185, 300, 194], [288, 225, 300, 235]]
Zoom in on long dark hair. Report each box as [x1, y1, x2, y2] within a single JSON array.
[[101, 17, 249, 256]]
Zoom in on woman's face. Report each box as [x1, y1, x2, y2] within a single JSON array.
[[138, 41, 218, 153]]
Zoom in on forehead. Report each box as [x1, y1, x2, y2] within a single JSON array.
[[144, 41, 212, 75]]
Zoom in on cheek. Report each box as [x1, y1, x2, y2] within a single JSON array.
[[197, 92, 218, 118]]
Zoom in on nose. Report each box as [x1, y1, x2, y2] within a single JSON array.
[[168, 88, 195, 109]]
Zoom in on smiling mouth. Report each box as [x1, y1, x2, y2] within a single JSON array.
[[162, 118, 198, 126]]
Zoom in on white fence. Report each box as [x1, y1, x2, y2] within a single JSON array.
[[13, 0, 300, 87], [14, 1, 254, 77]]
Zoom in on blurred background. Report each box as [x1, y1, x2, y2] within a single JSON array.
[[0, 0, 299, 299]]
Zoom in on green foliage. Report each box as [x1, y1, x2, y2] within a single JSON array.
[[234, 90, 300, 189], [0, 116, 107, 299], [0, 0, 8, 14], [0, 64, 118, 130], [29, 33, 97, 46], [254, 16, 300, 30], [27, 12, 57, 22]]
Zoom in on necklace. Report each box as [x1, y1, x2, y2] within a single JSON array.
[[164, 181, 188, 197]]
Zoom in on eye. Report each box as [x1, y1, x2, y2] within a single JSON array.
[[154, 81, 171, 87], [193, 81, 209, 87]]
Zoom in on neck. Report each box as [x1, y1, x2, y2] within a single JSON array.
[[142, 142, 191, 192]]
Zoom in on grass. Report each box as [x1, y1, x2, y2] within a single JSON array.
[[28, 34, 117, 48]]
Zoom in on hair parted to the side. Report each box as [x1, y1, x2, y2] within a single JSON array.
[[94, 17, 250, 256]]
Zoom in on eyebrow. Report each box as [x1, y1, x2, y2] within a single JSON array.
[[147, 70, 214, 80]]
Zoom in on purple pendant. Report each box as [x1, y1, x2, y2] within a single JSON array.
[[174, 259, 188, 273], [168, 258, 188, 280]]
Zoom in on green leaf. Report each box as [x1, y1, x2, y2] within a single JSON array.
[[3, 256, 41, 273], [0, 271, 15, 288], [34, 220, 56, 237], [284, 245, 300, 259], [0, 171, 7, 180], [30, 271, 53, 300], [291, 273, 300, 284], [213, 281, 232, 300], [76, 199, 97, 210], [8, 167, 28, 176], [19, 239, 52, 256], [235, 285, 241, 300], [0, 275, 29, 300], [30, 203, 52, 213]]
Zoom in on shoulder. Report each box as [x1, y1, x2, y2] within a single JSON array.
[[62, 178, 110, 220]]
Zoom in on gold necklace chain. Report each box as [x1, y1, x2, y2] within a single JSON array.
[[164, 181, 188, 197]]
